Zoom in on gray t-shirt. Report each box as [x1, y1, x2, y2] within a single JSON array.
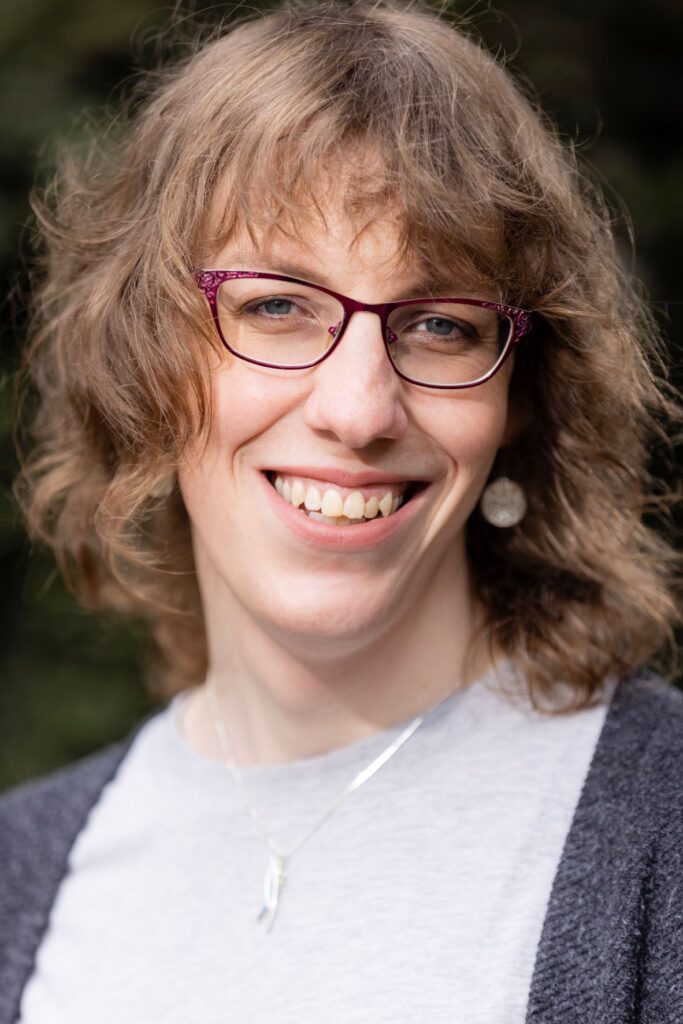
[[18, 662, 614, 1023]]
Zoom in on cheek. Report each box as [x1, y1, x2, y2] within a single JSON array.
[[413, 382, 511, 472], [177, 364, 264, 505], [193, 360, 310, 478], [178, 362, 307, 524], [208, 363, 291, 450]]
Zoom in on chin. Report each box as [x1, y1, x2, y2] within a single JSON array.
[[250, 585, 399, 653]]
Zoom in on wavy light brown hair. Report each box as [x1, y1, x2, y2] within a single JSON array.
[[14, 0, 681, 710]]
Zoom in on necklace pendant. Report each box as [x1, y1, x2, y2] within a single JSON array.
[[257, 853, 287, 932]]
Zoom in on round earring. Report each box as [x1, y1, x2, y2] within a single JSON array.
[[479, 476, 527, 528]]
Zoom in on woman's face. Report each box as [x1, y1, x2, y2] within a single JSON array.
[[178, 204, 516, 656]]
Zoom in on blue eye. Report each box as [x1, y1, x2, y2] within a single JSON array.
[[409, 315, 478, 342], [420, 316, 457, 335], [257, 298, 295, 316]]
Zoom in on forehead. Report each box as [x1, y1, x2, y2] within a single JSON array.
[[209, 203, 405, 273], [203, 141, 494, 267], [203, 192, 496, 298]]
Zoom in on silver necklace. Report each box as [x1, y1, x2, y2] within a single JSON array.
[[205, 674, 432, 933]]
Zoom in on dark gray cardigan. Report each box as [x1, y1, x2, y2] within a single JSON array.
[[0, 669, 681, 1024]]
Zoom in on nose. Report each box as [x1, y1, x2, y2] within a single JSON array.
[[301, 311, 409, 448]]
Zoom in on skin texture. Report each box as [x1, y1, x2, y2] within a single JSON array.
[[177, 204, 516, 765]]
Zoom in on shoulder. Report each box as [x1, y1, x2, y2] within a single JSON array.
[[556, 667, 682, 867], [0, 736, 136, 875], [610, 671, 683, 1006], [611, 665, 683, 718], [527, 670, 683, 1018], [0, 737, 133, 826], [0, 709, 155, 884], [0, 732, 140, 1020], [587, 666, 683, 852], [605, 667, 683, 775]]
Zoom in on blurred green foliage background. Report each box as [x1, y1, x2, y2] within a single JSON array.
[[1, 0, 681, 791]]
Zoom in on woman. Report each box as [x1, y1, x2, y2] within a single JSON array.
[[1, 1, 681, 1021]]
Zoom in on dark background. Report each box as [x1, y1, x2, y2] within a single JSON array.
[[1, 0, 681, 791]]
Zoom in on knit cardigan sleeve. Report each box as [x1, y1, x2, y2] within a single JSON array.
[[524, 670, 683, 1024], [0, 730, 142, 1024], [637, 695, 683, 1020]]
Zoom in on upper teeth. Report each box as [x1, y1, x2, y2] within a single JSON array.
[[272, 474, 404, 522]]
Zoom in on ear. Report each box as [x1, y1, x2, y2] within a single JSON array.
[[501, 389, 533, 448], [500, 348, 534, 447]]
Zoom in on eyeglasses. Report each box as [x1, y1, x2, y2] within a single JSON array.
[[194, 270, 532, 389]]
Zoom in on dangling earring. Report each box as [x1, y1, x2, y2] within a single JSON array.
[[479, 476, 527, 528]]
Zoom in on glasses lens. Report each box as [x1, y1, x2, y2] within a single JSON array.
[[216, 278, 344, 367], [386, 301, 512, 386]]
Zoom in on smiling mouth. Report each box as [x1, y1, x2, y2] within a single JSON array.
[[265, 471, 427, 526]]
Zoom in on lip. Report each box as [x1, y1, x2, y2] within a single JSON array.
[[258, 470, 431, 551]]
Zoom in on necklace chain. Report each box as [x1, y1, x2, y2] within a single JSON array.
[[205, 674, 430, 932]]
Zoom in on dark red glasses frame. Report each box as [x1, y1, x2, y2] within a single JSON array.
[[194, 269, 532, 390]]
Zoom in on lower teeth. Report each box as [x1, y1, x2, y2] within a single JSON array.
[[306, 510, 369, 526]]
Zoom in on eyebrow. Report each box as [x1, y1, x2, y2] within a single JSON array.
[[211, 252, 465, 300]]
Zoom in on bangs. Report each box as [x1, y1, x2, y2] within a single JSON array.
[[176, 5, 526, 298], [198, 127, 508, 296]]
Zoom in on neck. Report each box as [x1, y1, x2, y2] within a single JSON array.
[[182, 544, 495, 766]]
